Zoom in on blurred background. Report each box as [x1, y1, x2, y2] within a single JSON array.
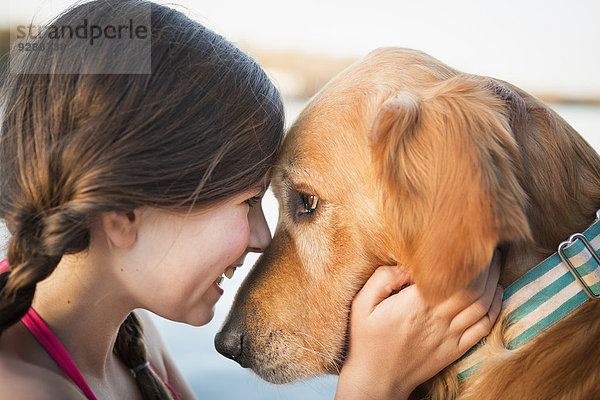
[[1, 0, 599, 398]]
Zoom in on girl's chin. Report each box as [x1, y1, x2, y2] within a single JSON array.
[[187, 311, 214, 327], [185, 303, 216, 327], [170, 283, 223, 326]]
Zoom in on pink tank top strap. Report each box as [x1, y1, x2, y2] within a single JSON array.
[[164, 380, 182, 400], [22, 308, 99, 400], [0, 259, 9, 273]]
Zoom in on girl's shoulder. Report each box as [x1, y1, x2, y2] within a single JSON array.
[[0, 352, 85, 399], [0, 321, 85, 399]]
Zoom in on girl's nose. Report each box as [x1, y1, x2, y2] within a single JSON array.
[[247, 205, 271, 253]]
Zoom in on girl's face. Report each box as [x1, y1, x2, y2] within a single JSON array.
[[118, 184, 270, 326]]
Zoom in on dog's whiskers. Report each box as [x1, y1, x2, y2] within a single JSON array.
[[290, 340, 330, 360], [293, 331, 342, 375]]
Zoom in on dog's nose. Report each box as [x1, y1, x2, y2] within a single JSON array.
[[214, 329, 243, 361]]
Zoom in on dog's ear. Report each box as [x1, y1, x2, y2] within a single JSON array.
[[370, 78, 531, 303]]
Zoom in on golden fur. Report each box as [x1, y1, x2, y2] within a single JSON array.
[[218, 48, 600, 398]]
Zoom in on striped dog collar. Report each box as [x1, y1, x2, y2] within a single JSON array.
[[456, 210, 600, 381]]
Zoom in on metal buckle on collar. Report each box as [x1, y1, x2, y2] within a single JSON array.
[[557, 210, 600, 299]]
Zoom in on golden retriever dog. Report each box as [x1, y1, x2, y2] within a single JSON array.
[[215, 48, 600, 399]]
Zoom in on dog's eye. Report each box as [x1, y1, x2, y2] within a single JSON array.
[[300, 193, 319, 214]]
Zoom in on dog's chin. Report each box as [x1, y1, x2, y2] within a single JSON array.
[[250, 361, 342, 384], [242, 337, 345, 384], [251, 365, 315, 385]]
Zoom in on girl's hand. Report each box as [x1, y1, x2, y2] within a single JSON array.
[[335, 252, 502, 400]]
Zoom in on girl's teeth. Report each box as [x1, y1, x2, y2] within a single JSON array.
[[215, 267, 237, 287], [224, 266, 235, 279]]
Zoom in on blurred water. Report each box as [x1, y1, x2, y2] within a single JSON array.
[[0, 100, 598, 399]]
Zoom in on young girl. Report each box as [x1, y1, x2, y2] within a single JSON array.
[[0, 1, 502, 399]]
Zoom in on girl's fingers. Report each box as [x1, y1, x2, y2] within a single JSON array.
[[353, 266, 412, 315], [457, 285, 503, 354], [449, 253, 501, 332], [440, 250, 502, 318]]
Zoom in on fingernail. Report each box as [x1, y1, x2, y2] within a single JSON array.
[[492, 249, 501, 264]]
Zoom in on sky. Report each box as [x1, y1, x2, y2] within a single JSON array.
[[4, 0, 600, 98]]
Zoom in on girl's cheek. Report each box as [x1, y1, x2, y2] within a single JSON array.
[[223, 213, 251, 258], [236, 218, 251, 253]]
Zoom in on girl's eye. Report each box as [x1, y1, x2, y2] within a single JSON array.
[[300, 193, 319, 214], [245, 195, 262, 208]]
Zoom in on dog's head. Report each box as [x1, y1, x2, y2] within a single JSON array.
[[215, 48, 532, 383]]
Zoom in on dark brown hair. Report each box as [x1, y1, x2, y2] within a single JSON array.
[[0, 1, 284, 398]]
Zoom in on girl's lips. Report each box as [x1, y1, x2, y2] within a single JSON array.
[[224, 264, 242, 278], [212, 280, 224, 295]]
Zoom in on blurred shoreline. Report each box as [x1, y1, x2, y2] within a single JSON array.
[[0, 27, 598, 105], [241, 45, 600, 105]]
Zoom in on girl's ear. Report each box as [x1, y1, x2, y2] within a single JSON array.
[[370, 79, 531, 304], [101, 210, 138, 248]]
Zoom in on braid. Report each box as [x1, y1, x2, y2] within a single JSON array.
[[115, 312, 174, 400], [0, 214, 61, 334], [0, 268, 34, 335], [0, 206, 89, 335], [0, 254, 60, 334]]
